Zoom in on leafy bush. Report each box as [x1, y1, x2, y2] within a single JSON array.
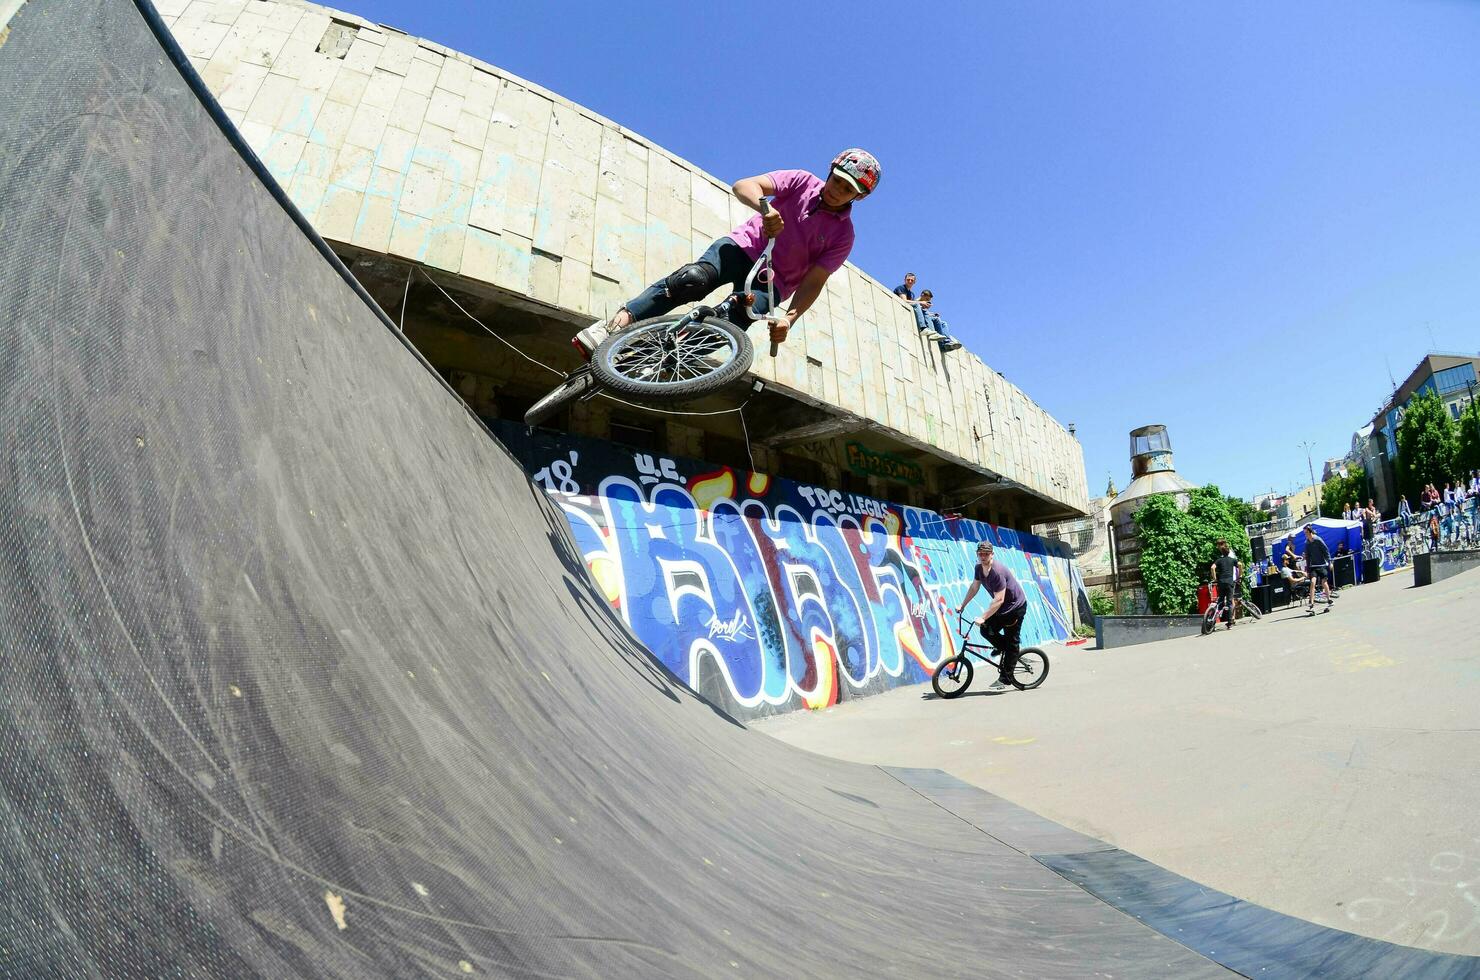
[[1134, 485, 1251, 615], [1088, 588, 1115, 617], [1074, 623, 1097, 638]]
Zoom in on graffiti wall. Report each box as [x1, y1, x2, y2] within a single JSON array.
[[493, 423, 1088, 720]]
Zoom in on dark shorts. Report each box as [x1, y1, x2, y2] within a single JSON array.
[[1309, 564, 1329, 582]]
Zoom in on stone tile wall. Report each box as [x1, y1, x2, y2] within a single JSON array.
[[158, 0, 1088, 515]]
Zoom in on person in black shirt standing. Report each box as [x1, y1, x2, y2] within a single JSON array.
[[1208, 539, 1241, 629], [1302, 524, 1333, 612]]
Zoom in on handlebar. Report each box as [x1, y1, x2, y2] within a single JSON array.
[[955, 610, 978, 639], [751, 200, 781, 357]]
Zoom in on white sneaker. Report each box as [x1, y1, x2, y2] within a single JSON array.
[[572, 319, 611, 361], [987, 679, 1013, 692], [923, 330, 943, 341]]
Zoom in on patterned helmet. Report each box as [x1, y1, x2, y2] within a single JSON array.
[[830, 148, 881, 197]]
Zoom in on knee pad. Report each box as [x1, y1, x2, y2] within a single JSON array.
[[662, 261, 720, 303]]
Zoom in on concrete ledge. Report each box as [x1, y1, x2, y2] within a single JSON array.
[[1095, 615, 1204, 650], [1414, 549, 1480, 587]]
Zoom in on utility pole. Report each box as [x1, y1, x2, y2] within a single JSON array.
[[1301, 440, 1321, 519]]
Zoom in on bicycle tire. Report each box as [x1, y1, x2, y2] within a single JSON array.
[[1010, 648, 1050, 691], [1201, 605, 1218, 635], [931, 655, 973, 699], [524, 370, 595, 427], [1239, 597, 1263, 620], [590, 315, 753, 399]]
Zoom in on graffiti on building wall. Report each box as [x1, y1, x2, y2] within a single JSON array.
[[496, 423, 1087, 718]]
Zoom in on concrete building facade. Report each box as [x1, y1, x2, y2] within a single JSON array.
[[1367, 353, 1479, 513], [158, 0, 1088, 527]]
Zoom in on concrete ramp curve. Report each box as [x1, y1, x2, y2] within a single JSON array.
[[0, 2, 1466, 977]]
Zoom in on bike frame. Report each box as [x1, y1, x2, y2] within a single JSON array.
[[668, 200, 785, 355], [951, 612, 1009, 670]]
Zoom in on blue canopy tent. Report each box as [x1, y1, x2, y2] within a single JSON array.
[[1271, 518, 1365, 583]]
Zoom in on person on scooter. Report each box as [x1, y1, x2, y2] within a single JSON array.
[[571, 149, 881, 358], [956, 540, 1028, 692]]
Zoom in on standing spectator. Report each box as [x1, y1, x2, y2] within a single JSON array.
[[1362, 499, 1378, 542], [1398, 494, 1414, 524], [1209, 539, 1241, 628], [1429, 511, 1441, 552], [1341, 503, 1352, 521], [1443, 482, 1456, 512]]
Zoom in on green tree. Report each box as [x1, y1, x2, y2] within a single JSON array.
[[1395, 389, 1458, 501], [1320, 468, 1364, 517], [1221, 493, 1265, 527], [1458, 396, 1480, 476], [1134, 485, 1251, 615]]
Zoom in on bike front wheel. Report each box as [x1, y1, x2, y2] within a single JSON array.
[[931, 656, 973, 699], [1201, 606, 1218, 635], [1010, 648, 1050, 690], [524, 369, 595, 427], [590, 315, 753, 399]]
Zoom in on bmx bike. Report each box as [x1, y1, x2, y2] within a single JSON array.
[[524, 202, 786, 427], [1200, 582, 1261, 635], [930, 612, 1050, 699]]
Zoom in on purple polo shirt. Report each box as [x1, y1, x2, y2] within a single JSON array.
[[975, 560, 1027, 616], [728, 169, 855, 301]]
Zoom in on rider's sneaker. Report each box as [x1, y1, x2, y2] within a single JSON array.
[[571, 319, 611, 361], [987, 679, 1013, 692]]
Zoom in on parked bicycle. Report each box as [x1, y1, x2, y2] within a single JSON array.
[[931, 613, 1050, 698], [524, 202, 785, 427]]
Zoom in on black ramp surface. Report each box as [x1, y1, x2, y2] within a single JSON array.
[[0, 2, 1233, 977]]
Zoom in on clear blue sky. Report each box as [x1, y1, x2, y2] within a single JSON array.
[[345, 0, 1480, 502]]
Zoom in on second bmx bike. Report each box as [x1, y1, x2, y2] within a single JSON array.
[[930, 613, 1050, 698]]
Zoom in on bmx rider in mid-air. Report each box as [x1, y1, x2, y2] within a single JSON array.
[[957, 540, 1028, 692], [571, 149, 882, 358]]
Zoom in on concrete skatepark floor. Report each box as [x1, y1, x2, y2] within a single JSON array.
[[759, 568, 1480, 957]]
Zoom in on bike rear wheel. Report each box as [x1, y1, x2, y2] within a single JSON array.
[[590, 315, 753, 399], [1239, 597, 1263, 620], [931, 655, 973, 699], [524, 369, 595, 427], [1010, 648, 1050, 690]]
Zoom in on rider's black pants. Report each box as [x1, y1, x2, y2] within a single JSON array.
[[622, 236, 775, 326], [979, 604, 1026, 683]]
